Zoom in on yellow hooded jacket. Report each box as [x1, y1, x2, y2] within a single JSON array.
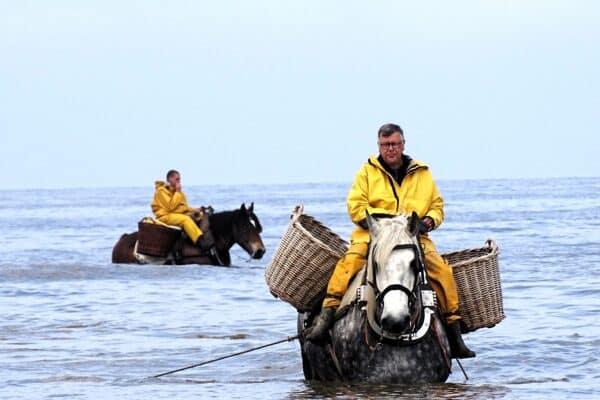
[[151, 181, 194, 218], [348, 155, 444, 246]]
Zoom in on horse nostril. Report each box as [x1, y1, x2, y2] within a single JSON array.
[[401, 315, 410, 328], [381, 315, 410, 334], [381, 316, 391, 332], [253, 249, 265, 259]]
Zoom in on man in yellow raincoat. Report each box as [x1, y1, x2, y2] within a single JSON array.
[[307, 123, 475, 358], [151, 170, 214, 251]]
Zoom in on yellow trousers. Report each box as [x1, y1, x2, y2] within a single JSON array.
[[157, 213, 203, 244], [323, 236, 461, 323]]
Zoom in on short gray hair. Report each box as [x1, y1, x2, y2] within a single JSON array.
[[378, 123, 404, 138]]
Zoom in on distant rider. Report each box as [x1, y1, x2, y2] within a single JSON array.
[[306, 123, 475, 359], [151, 169, 214, 251]]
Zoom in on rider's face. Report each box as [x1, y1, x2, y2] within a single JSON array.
[[378, 132, 405, 167], [168, 173, 181, 187]]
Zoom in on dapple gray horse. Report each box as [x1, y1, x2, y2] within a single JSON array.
[[298, 212, 453, 383]]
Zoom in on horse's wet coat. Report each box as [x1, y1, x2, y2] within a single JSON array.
[[301, 306, 451, 383]]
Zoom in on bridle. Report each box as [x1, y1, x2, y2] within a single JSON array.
[[367, 240, 428, 338], [370, 243, 426, 306]]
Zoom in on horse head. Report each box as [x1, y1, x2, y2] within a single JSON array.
[[367, 211, 421, 335], [232, 202, 266, 259]]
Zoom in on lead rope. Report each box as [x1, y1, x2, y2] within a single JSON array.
[[455, 358, 469, 381], [363, 318, 383, 369], [232, 253, 252, 264], [364, 246, 383, 354], [417, 236, 469, 381], [363, 316, 383, 353], [151, 334, 299, 378], [210, 248, 227, 266], [327, 339, 345, 380], [432, 321, 469, 381]]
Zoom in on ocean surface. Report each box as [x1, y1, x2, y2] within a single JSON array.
[[1, 177, 599, 399]]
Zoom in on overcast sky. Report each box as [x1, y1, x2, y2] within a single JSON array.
[[1, 1, 598, 189]]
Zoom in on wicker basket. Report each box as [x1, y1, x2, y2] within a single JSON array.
[[442, 239, 505, 333], [265, 205, 349, 311], [137, 220, 182, 257]]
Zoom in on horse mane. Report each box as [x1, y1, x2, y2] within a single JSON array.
[[209, 210, 239, 236], [371, 214, 416, 265]]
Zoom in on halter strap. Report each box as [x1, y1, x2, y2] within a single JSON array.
[[376, 284, 416, 303], [371, 243, 423, 302], [365, 236, 434, 342]]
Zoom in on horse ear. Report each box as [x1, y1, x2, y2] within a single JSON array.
[[249, 202, 254, 212], [408, 211, 420, 236], [365, 211, 381, 237], [191, 209, 202, 221], [240, 203, 246, 212]]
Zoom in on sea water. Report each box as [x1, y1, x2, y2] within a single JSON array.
[[1, 177, 598, 399]]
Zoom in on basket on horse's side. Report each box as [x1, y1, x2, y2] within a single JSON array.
[[137, 220, 181, 258], [265, 205, 348, 311], [442, 239, 505, 333]]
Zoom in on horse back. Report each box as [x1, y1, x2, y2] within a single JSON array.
[[112, 231, 139, 264]]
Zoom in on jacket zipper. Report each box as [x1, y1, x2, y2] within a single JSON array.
[[388, 175, 400, 213], [369, 158, 427, 214]]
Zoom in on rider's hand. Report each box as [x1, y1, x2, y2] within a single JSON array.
[[421, 217, 434, 232], [174, 182, 182, 192], [357, 218, 368, 230]]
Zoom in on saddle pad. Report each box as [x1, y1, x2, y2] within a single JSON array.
[[141, 217, 182, 230]]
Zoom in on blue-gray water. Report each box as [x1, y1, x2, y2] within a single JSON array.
[[1, 178, 599, 399]]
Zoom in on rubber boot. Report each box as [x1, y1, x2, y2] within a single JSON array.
[[197, 235, 215, 252], [305, 307, 335, 342], [447, 322, 476, 359]]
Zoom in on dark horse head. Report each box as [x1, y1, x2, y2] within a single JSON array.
[[209, 202, 266, 260]]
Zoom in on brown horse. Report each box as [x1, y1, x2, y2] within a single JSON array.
[[112, 203, 266, 266]]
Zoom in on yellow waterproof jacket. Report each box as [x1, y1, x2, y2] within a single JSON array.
[[151, 181, 194, 218], [347, 155, 444, 245]]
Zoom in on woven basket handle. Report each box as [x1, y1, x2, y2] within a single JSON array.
[[291, 204, 304, 223], [486, 238, 499, 254]]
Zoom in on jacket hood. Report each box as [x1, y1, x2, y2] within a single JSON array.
[[154, 180, 168, 189]]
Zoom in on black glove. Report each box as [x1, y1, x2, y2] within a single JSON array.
[[358, 218, 368, 230], [419, 217, 434, 233]]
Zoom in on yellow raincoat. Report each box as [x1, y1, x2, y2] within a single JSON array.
[[150, 181, 203, 244], [347, 156, 444, 247], [323, 156, 461, 322]]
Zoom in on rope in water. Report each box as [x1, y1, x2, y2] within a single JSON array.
[[455, 358, 469, 381], [152, 335, 299, 378]]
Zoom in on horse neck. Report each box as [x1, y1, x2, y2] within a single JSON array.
[[209, 210, 237, 250]]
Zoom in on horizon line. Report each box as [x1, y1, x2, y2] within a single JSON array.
[[2, 175, 598, 192]]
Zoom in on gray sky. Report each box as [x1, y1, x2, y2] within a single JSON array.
[[1, 1, 598, 189]]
